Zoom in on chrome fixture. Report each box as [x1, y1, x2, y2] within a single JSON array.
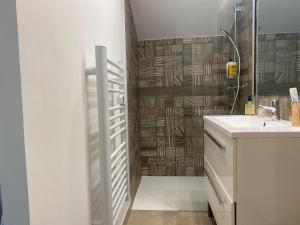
[[258, 100, 280, 121], [220, 29, 241, 115], [226, 83, 248, 91]]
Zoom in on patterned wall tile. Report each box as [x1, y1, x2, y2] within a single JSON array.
[[138, 36, 233, 176], [257, 32, 300, 95], [235, 0, 254, 113]]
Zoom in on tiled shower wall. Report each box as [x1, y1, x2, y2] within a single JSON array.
[[125, 0, 141, 198], [236, 0, 254, 112], [137, 37, 233, 176]]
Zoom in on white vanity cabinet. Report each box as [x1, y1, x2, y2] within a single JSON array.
[[204, 116, 300, 225]]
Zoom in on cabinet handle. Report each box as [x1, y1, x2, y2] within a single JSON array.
[[205, 168, 224, 205], [204, 130, 226, 151]]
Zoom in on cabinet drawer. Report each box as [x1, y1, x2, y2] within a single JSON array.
[[204, 156, 235, 225], [204, 123, 235, 199]]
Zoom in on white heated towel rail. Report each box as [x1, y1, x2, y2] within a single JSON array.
[[85, 46, 130, 225]]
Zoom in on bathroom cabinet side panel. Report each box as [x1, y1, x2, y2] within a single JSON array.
[[236, 138, 300, 225]]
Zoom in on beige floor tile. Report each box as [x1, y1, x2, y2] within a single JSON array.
[[126, 211, 214, 225], [126, 211, 163, 225], [192, 212, 214, 225], [162, 211, 194, 225]]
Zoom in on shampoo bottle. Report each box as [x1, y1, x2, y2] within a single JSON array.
[[245, 96, 255, 116], [226, 61, 238, 79]]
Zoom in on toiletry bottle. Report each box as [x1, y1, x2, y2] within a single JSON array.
[[245, 96, 255, 116], [226, 61, 238, 79]]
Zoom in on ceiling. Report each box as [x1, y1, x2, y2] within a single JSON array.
[[130, 0, 226, 40]]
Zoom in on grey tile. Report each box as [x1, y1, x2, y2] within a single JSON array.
[[137, 36, 233, 176]]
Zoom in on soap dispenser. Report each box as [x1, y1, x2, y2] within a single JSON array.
[[245, 96, 255, 116]]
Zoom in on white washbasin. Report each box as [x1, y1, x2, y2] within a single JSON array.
[[204, 115, 300, 138], [215, 116, 283, 128]]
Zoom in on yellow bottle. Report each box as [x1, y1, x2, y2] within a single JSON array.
[[245, 96, 255, 116], [226, 62, 238, 79]]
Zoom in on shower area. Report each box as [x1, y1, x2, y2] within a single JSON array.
[[125, 0, 253, 212], [132, 35, 233, 212], [86, 0, 254, 225]]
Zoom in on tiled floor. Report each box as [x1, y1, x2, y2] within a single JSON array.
[[126, 211, 215, 225], [132, 176, 207, 211]]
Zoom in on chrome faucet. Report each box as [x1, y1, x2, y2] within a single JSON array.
[[258, 100, 280, 121]]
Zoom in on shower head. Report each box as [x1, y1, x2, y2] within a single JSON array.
[[220, 29, 231, 38], [220, 29, 237, 47]]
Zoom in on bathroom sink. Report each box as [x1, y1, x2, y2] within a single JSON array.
[[204, 115, 300, 225], [204, 115, 300, 138], [214, 116, 282, 128]]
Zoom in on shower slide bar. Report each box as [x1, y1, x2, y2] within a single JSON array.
[[85, 46, 130, 225]]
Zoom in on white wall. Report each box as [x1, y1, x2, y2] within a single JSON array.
[[0, 0, 30, 224], [130, 0, 224, 40], [85, 0, 126, 63], [258, 0, 300, 34], [15, 0, 126, 225]]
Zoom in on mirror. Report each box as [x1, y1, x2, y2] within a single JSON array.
[[256, 0, 300, 95]]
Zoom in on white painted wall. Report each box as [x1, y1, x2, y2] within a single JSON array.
[[258, 0, 300, 34], [130, 0, 224, 40], [15, 0, 126, 225], [85, 0, 126, 63]]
